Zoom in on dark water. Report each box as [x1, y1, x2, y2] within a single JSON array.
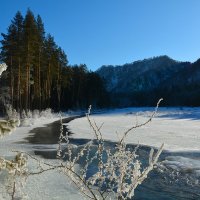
[[26, 118, 200, 200], [26, 116, 84, 144]]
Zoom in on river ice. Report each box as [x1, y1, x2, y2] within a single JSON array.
[[1, 107, 200, 199]]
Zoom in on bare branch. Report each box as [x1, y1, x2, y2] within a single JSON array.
[[120, 98, 163, 143]]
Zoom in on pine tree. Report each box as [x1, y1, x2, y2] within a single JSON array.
[[33, 15, 45, 110], [1, 24, 17, 108], [23, 8, 38, 111], [56, 48, 68, 110], [12, 11, 24, 112]]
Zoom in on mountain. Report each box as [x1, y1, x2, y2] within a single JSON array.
[[96, 56, 200, 106]]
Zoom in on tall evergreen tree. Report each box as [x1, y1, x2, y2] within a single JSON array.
[[32, 15, 45, 109], [1, 25, 15, 106], [43, 34, 56, 107], [12, 11, 24, 112], [23, 9, 38, 110]]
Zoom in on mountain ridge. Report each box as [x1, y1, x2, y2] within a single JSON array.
[[96, 55, 200, 106]]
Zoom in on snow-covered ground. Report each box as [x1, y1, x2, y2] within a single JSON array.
[[67, 107, 200, 194], [0, 115, 59, 157], [1, 107, 200, 199], [0, 114, 82, 200], [68, 107, 200, 152]]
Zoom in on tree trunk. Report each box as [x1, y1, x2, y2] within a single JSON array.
[[25, 42, 30, 112], [38, 49, 41, 110], [17, 57, 21, 113], [10, 56, 14, 107]]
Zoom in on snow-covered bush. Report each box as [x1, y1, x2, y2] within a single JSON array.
[[20, 110, 30, 127], [33, 108, 53, 120], [0, 65, 20, 137], [32, 109, 40, 119], [5, 104, 20, 121], [0, 152, 28, 199], [20, 108, 54, 127], [0, 63, 7, 77], [0, 119, 20, 138], [0, 63, 9, 108], [0, 153, 28, 175], [40, 108, 53, 118], [27, 110, 32, 119], [55, 101, 163, 199], [0, 65, 28, 199]]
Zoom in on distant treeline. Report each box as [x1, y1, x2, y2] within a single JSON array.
[[0, 9, 109, 112]]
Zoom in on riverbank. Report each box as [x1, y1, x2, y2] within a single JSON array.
[[0, 115, 83, 200], [67, 107, 200, 152], [1, 107, 200, 199], [25, 110, 200, 200], [0, 117, 60, 157]]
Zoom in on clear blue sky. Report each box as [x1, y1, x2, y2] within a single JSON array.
[[1, 0, 200, 70]]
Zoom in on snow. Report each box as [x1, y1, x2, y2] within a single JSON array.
[[0, 63, 7, 77], [67, 107, 200, 186], [68, 107, 200, 152], [0, 115, 82, 200], [0, 117, 57, 156], [1, 107, 200, 199], [162, 156, 200, 173]]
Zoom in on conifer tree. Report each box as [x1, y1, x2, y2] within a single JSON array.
[[33, 15, 45, 109], [23, 9, 38, 111], [12, 11, 24, 112]]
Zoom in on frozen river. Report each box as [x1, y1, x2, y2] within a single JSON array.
[[29, 107, 200, 199], [1, 107, 200, 199]]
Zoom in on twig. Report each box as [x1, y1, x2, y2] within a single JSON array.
[[120, 98, 163, 143], [11, 181, 16, 200]]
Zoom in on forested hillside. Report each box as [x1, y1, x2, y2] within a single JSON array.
[[0, 9, 108, 112], [97, 56, 200, 106]]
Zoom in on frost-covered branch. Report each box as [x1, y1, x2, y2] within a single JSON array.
[[0, 119, 20, 138], [0, 65, 20, 138], [0, 153, 28, 199], [120, 98, 163, 143], [55, 100, 164, 199]]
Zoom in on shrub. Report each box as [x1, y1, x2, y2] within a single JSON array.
[[56, 102, 163, 199]]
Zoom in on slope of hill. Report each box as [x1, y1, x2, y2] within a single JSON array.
[[97, 56, 200, 106]]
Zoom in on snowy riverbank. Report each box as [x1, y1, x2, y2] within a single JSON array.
[[1, 107, 200, 199], [0, 114, 82, 200], [68, 107, 200, 152], [0, 116, 60, 156]]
